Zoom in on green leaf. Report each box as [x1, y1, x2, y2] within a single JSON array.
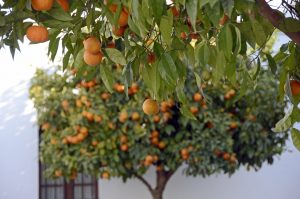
[[48, 8, 73, 21], [212, 51, 226, 83], [252, 57, 261, 80], [279, 17, 300, 33], [265, 53, 277, 74], [42, 20, 74, 29], [0, 15, 5, 26], [186, 0, 198, 31], [158, 53, 178, 86], [218, 24, 233, 59], [142, 63, 161, 97], [152, 0, 164, 24], [291, 128, 300, 151], [105, 48, 126, 65], [160, 15, 173, 46], [74, 49, 84, 68], [250, 18, 267, 47], [100, 65, 114, 93], [272, 107, 293, 132], [63, 51, 71, 71]]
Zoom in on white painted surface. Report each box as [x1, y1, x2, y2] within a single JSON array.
[[0, 36, 299, 199]]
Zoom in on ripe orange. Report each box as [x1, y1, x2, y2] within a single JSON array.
[[147, 53, 156, 64], [32, 0, 54, 11], [190, 106, 199, 114], [62, 138, 68, 144], [91, 140, 98, 146], [229, 154, 237, 163], [76, 99, 82, 107], [182, 154, 189, 160], [180, 148, 189, 156], [153, 115, 160, 123], [289, 80, 300, 96], [76, 133, 86, 142], [114, 83, 125, 93], [57, 0, 69, 11], [151, 130, 159, 138], [219, 14, 229, 26], [227, 89, 236, 97], [163, 112, 172, 122], [26, 26, 49, 43], [158, 141, 166, 149], [118, 10, 129, 27], [145, 155, 154, 164], [160, 101, 169, 112], [151, 137, 159, 146], [85, 112, 94, 122], [193, 92, 202, 102], [41, 122, 50, 131], [119, 111, 128, 123], [108, 122, 116, 130], [131, 112, 140, 121], [83, 37, 101, 54], [229, 122, 238, 129], [223, 152, 230, 161], [180, 32, 187, 40], [80, 127, 88, 136], [112, 26, 126, 37], [101, 92, 111, 100], [55, 169, 62, 177], [51, 138, 57, 145], [120, 144, 129, 151], [83, 51, 103, 66], [142, 99, 159, 115], [102, 171, 110, 179]]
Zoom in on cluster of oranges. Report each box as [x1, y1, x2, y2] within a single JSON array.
[[63, 126, 89, 145], [104, 1, 129, 37], [26, 0, 69, 43], [214, 149, 237, 165], [83, 37, 103, 66]]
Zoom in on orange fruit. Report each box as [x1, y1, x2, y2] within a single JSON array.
[[151, 137, 159, 146], [118, 111, 128, 123], [83, 51, 103, 66], [85, 112, 94, 122], [223, 152, 230, 161], [103, 0, 118, 12], [76, 99, 82, 107], [180, 32, 187, 40], [32, 0, 54, 11], [180, 148, 189, 156], [62, 138, 68, 144], [190, 106, 199, 114], [151, 130, 159, 138], [120, 144, 129, 151], [76, 133, 86, 142], [80, 127, 88, 136], [147, 53, 156, 64], [57, 0, 69, 11], [51, 138, 57, 145], [55, 169, 62, 177], [108, 122, 116, 130], [41, 122, 50, 131], [145, 155, 154, 164], [101, 92, 111, 100], [229, 122, 238, 129], [193, 92, 202, 102], [289, 80, 300, 96], [26, 26, 49, 43], [131, 112, 140, 121], [120, 135, 128, 143], [158, 141, 166, 149], [142, 99, 159, 115], [102, 171, 110, 179], [91, 140, 98, 146], [112, 25, 126, 37], [227, 89, 236, 97], [118, 10, 129, 27], [163, 112, 172, 122], [219, 14, 229, 26], [182, 154, 189, 160], [153, 115, 160, 123], [83, 37, 101, 54], [160, 101, 169, 112]]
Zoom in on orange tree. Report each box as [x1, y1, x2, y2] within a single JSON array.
[[30, 66, 287, 199], [1, 0, 300, 148]]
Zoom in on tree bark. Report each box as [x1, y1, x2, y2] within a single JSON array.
[[256, 0, 300, 46], [136, 169, 176, 199]]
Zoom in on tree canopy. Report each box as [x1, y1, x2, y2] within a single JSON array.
[[30, 66, 287, 199], [1, 0, 300, 168]]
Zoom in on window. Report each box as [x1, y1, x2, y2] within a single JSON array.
[[39, 128, 99, 199], [39, 164, 99, 199]]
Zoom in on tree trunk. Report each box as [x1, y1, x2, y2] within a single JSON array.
[[136, 169, 176, 199]]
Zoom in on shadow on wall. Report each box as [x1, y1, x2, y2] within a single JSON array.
[[0, 80, 39, 199]]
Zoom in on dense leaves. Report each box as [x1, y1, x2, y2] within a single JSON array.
[[30, 66, 287, 183]]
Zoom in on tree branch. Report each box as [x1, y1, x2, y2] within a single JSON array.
[[256, 0, 300, 46], [135, 174, 154, 194]]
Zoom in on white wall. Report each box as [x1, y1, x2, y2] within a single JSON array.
[[0, 36, 300, 199]]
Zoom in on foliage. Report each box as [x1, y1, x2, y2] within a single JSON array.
[[1, 1, 300, 148], [30, 66, 287, 183]]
